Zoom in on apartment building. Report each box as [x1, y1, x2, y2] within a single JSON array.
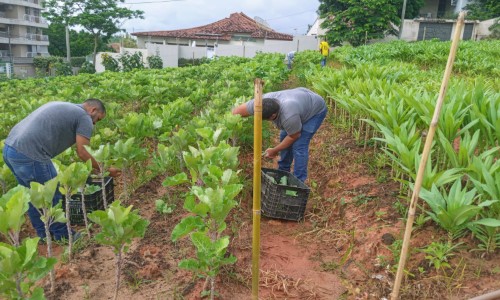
[[0, 0, 49, 77]]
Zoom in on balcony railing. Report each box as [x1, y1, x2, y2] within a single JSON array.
[[25, 51, 49, 58], [23, 14, 47, 24], [0, 11, 6, 18], [0, 50, 11, 58], [25, 33, 49, 41]]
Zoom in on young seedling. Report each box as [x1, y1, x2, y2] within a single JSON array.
[[0, 238, 56, 299], [88, 201, 149, 300], [29, 177, 66, 293], [112, 137, 146, 202], [166, 138, 242, 299], [0, 186, 30, 247], [80, 184, 101, 239], [58, 161, 92, 261], [84, 144, 113, 209]]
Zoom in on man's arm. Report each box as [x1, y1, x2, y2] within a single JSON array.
[[76, 135, 99, 170], [232, 103, 250, 117], [264, 131, 301, 158], [75, 135, 121, 177]]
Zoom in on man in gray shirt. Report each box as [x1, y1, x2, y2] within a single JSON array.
[[232, 87, 327, 182], [3, 99, 120, 241]]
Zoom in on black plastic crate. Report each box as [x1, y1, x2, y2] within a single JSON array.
[[261, 168, 310, 221], [63, 177, 114, 225]]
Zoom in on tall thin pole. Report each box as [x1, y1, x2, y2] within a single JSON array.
[[398, 0, 408, 39], [391, 12, 466, 300], [251, 78, 264, 300], [65, 25, 71, 62]]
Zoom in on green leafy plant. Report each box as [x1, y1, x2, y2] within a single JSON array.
[[119, 51, 144, 72], [165, 129, 242, 299], [101, 53, 120, 72], [29, 178, 65, 293], [419, 179, 494, 243], [421, 241, 461, 273], [58, 161, 92, 260], [58, 160, 92, 246], [0, 186, 30, 247], [112, 138, 146, 201], [468, 217, 500, 255], [147, 55, 163, 69], [88, 201, 149, 300], [84, 144, 113, 209], [155, 199, 175, 215], [0, 238, 56, 299], [53, 61, 73, 76], [79, 61, 96, 74]]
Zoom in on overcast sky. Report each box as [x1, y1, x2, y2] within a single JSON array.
[[119, 0, 320, 36]]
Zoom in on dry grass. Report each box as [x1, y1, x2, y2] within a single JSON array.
[[259, 268, 318, 299]]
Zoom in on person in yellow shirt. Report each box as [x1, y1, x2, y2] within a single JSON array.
[[319, 39, 329, 67]]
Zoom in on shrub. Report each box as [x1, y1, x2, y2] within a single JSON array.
[[79, 61, 96, 74], [33, 56, 62, 75], [101, 53, 120, 72], [53, 61, 73, 76], [147, 55, 163, 69], [119, 52, 144, 72], [70, 57, 86, 67]]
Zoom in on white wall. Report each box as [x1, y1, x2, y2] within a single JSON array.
[[475, 18, 497, 40], [145, 43, 178, 67]]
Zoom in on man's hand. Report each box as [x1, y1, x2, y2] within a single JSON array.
[[108, 167, 122, 177], [264, 148, 279, 159]]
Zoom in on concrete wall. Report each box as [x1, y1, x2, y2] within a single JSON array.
[[475, 18, 497, 40], [95, 35, 320, 72], [145, 43, 178, 67]]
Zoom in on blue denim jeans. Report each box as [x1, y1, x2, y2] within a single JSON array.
[[3, 144, 70, 240], [321, 56, 327, 67], [278, 108, 327, 182]]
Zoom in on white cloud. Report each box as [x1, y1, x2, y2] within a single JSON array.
[[119, 0, 320, 35]]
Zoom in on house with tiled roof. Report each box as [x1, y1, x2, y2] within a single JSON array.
[[132, 12, 293, 48]]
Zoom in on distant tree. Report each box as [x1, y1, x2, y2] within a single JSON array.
[[109, 34, 139, 48], [397, 0, 424, 19], [318, 0, 424, 46], [465, 0, 500, 20], [43, 0, 78, 61], [47, 23, 109, 57], [74, 0, 144, 65]]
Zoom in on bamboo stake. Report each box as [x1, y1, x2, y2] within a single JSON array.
[[391, 12, 466, 300], [252, 78, 264, 300]]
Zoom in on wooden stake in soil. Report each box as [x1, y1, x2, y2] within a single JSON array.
[[252, 78, 264, 300], [391, 12, 466, 300]]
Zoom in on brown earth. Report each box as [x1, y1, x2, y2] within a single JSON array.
[[18, 102, 499, 299]]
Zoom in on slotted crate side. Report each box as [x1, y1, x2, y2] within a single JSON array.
[[261, 168, 310, 221], [64, 177, 114, 225]]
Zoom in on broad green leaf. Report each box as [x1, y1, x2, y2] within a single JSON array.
[[163, 172, 188, 187]]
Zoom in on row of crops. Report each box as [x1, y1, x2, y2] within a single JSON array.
[[310, 39, 500, 255], [0, 53, 293, 299], [0, 38, 499, 298]]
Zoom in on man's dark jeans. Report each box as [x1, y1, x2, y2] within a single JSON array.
[[3, 144, 70, 240], [278, 108, 328, 182]]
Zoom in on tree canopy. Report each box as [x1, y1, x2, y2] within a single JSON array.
[[47, 23, 110, 57], [318, 0, 424, 46], [465, 0, 500, 20], [43, 0, 143, 64]]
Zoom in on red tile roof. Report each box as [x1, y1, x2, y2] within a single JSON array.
[[131, 12, 293, 41]]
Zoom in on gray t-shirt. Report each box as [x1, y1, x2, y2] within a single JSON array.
[[246, 87, 326, 134], [5, 101, 93, 162]]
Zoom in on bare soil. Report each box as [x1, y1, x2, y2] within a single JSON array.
[[23, 107, 499, 299]]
